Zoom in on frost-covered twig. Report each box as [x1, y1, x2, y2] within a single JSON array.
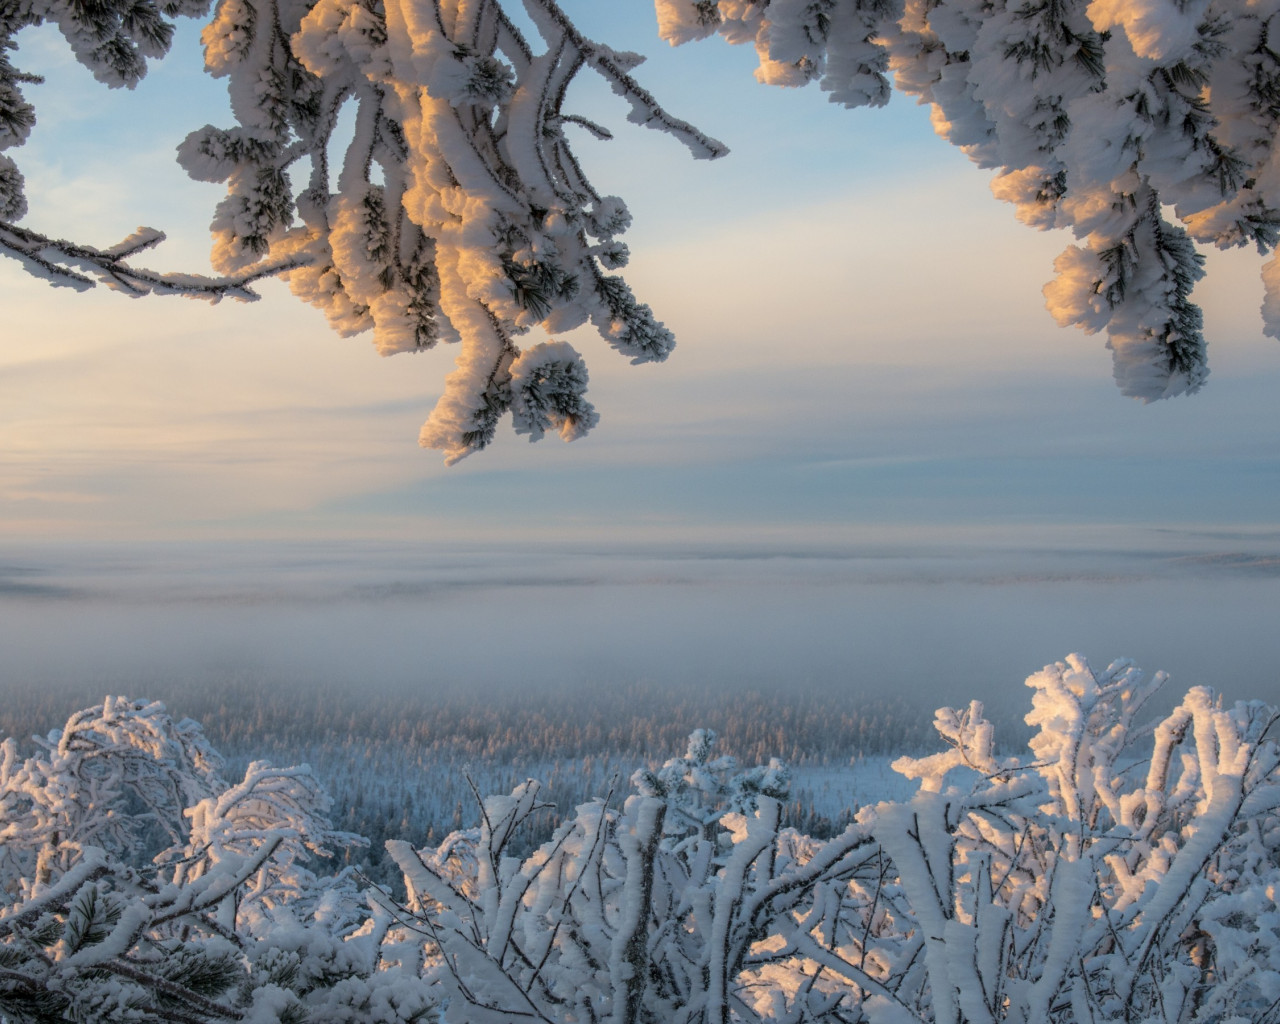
[[98, 957, 246, 1022], [0, 221, 307, 300]]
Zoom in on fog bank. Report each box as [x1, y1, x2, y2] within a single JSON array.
[[3, 527, 1278, 739]]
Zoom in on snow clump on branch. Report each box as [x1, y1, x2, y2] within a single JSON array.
[[657, 0, 1280, 402], [0, 0, 722, 462]]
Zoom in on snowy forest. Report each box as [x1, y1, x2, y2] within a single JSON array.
[[5, 655, 1280, 1023], [0, 675, 936, 885]]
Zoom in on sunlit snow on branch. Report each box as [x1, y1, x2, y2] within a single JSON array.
[[1, 0, 723, 461], [7, 0, 1280, 457], [658, 0, 1280, 401]]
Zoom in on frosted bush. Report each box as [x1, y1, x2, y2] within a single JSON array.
[[6, 655, 1280, 1022]]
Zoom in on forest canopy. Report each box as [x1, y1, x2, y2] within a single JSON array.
[[3, 0, 1279, 459]]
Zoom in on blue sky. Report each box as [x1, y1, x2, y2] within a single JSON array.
[[2, 3, 1280, 718]]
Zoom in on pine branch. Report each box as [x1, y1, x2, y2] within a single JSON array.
[[99, 958, 244, 1023], [513, 0, 728, 160], [0, 221, 309, 301]]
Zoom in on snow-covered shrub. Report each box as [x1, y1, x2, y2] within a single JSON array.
[[8, 657, 1280, 1023], [387, 751, 858, 1024], [0, 697, 431, 1024], [391, 655, 1280, 1023], [877, 655, 1280, 1023]]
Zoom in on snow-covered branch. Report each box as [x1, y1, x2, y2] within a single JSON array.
[[3, 0, 721, 461], [0, 221, 308, 300], [658, 0, 1280, 401], [0, 698, 412, 1023], [9, 0, 1271, 458]]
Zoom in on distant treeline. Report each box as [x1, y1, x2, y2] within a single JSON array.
[[0, 676, 953, 881]]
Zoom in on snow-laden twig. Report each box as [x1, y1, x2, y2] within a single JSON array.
[[0, 221, 307, 300]]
